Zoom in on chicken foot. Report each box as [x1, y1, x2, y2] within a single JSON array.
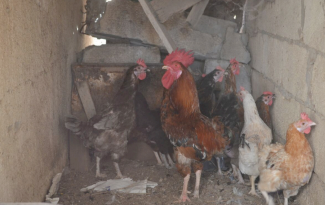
[[261, 191, 274, 205], [112, 153, 124, 179], [167, 153, 175, 167], [248, 175, 260, 197], [96, 157, 107, 178], [231, 164, 245, 184], [161, 153, 172, 169], [113, 162, 124, 179], [177, 174, 191, 202], [216, 157, 223, 175], [153, 151, 163, 166], [193, 170, 202, 198]]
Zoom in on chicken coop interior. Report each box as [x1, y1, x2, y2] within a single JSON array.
[[1, 0, 324, 204]]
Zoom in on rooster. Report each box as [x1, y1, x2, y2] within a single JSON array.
[[238, 87, 272, 196], [160, 49, 226, 202], [128, 91, 174, 168], [65, 59, 149, 178], [258, 113, 316, 205], [256, 91, 276, 130]]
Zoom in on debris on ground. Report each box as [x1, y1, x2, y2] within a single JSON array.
[[45, 172, 62, 204], [80, 178, 158, 193]]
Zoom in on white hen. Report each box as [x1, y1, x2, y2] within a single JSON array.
[[238, 87, 272, 196]]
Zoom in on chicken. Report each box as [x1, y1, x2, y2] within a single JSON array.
[[160, 49, 226, 202], [258, 113, 316, 205], [197, 59, 245, 182], [128, 91, 174, 168], [65, 59, 149, 178], [255, 91, 275, 130], [225, 91, 276, 184], [238, 86, 272, 196], [197, 62, 242, 175]]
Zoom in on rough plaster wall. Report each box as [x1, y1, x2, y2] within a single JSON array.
[[0, 0, 92, 202], [248, 0, 325, 204]]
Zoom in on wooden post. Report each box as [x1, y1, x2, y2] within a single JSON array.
[[75, 81, 96, 119], [139, 0, 195, 74], [186, 0, 209, 27], [151, 0, 202, 23], [138, 0, 177, 53]]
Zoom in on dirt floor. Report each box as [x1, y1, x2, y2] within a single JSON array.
[[55, 158, 300, 205]]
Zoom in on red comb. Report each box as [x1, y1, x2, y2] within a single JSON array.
[[202, 74, 206, 77], [240, 86, 245, 91], [230, 58, 239, 65], [163, 48, 194, 68], [216, 66, 225, 72], [301, 112, 312, 122], [263, 91, 273, 95], [137, 58, 147, 68]]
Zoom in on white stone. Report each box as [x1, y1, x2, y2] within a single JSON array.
[[220, 27, 251, 64], [82, 44, 161, 64], [256, 0, 302, 40], [311, 55, 325, 116], [303, 0, 325, 53]]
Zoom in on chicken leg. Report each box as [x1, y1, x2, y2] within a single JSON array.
[[167, 154, 175, 166], [248, 175, 259, 197], [96, 157, 107, 178], [178, 174, 191, 202], [153, 151, 163, 166], [261, 191, 274, 205], [232, 164, 245, 184], [216, 157, 223, 175], [161, 153, 172, 169], [193, 170, 202, 198], [113, 162, 124, 179], [112, 153, 124, 178]]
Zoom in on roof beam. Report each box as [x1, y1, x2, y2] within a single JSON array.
[[186, 0, 209, 27]]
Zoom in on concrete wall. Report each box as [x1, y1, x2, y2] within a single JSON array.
[[0, 0, 93, 202], [248, 0, 325, 204]]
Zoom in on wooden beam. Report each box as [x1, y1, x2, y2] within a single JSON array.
[[75, 81, 96, 120], [139, 0, 196, 74], [151, 0, 202, 23], [138, 0, 177, 53], [186, 0, 209, 27]]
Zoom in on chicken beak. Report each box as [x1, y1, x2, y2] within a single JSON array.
[[145, 68, 150, 72], [162, 66, 169, 70], [309, 121, 316, 126], [272, 94, 276, 98]]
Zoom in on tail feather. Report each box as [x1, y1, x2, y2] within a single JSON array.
[[258, 169, 282, 192], [212, 93, 240, 130]]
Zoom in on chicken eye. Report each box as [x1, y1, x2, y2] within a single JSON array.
[[302, 122, 305, 126]]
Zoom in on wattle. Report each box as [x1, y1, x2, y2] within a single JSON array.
[[138, 72, 146, 80], [161, 70, 175, 89], [304, 126, 311, 134]]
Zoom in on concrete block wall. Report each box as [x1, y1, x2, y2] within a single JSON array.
[[0, 0, 93, 202], [248, 0, 325, 204]]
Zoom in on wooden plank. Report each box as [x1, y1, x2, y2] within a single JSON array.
[[75, 81, 96, 120], [151, 0, 202, 23], [186, 0, 209, 27], [138, 0, 177, 53]]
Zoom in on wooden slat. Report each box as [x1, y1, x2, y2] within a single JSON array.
[[186, 0, 209, 27], [138, 0, 177, 53], [151, 0, 202, 23], [75, 81, 96, 120]]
